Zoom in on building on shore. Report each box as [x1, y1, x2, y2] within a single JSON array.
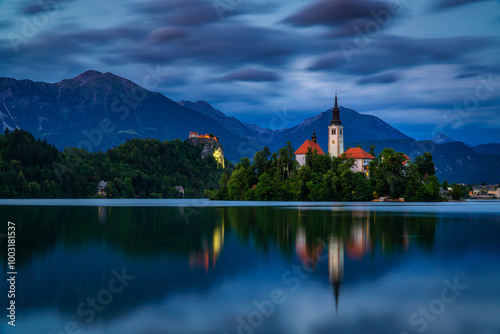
[[294, 132, 325, 166], [97, 180, 107, 196], [294, 93, 343, 166], [341, 147, 376, 176]]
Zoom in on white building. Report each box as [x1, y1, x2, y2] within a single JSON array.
[[294, 132, 325, 166], [342, 147, 376, 176], [328, 93, 344, 158]]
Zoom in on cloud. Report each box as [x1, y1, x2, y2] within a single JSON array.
[[218, 69, 280, 82], [0, 0, 499, 145], [436, 0, 488, 9], [283, 0, 390, 27], [455, 64, 500, 79], [125, 24, 298, 69], [146, 27, 188, 44], [135, 0, 223, 26], [357, 72, 400, 85], [309, 35, 493, 75], [20, 0, 70, 15]]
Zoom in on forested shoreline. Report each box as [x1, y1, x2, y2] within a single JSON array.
[[0, 129, 230, 198], [206, 143, 465, 202], [1, 129, 466, 201]]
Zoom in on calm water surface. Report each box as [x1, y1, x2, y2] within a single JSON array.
[[0, 200, 499, 334]]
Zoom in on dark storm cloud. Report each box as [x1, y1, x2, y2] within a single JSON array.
[[126, 24, 298, 69], [1, 0, 499, 144], [218, 69, 280, 82], [357, 72, 400, 85], [456, 64, 500, 78], [283, 0, 390, 27], [146, 27, 188, 44], [20, 0, 71, 15], [309, 35, 493, 75], [136, 0, 282, 26], [0, 25, 148, 72], [436, 0, 488, 9], [135, 0, 223, 26]]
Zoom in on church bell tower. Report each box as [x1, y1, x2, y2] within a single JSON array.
[[328, 92, 344, 157]]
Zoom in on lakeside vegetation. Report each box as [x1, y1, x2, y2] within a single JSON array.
[[0, 129, 230, 198], [0, 129, 472, 201], [206, 143, 466, 202]]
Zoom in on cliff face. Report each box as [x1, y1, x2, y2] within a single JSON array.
[[187, 137, 225, 168]]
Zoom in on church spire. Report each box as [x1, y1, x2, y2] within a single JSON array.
[[331, 91, 341, 126], [312, 131, 317, 143]]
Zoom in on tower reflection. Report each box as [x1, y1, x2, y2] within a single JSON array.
[[329, 235, 344, 314]]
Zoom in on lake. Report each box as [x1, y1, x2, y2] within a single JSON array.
[[1, 200, 499, 334]]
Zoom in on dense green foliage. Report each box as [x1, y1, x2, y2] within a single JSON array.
[[0, 129, 231, 198], [208, 143, 443, 202]]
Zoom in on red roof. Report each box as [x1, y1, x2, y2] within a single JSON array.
[[402, 154, 411, 165], [189, 131, 198, 135], [295, 140, 325, 155], [342, 147, 375, 160]]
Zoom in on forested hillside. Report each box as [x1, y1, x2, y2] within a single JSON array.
[[0, 129, 230, 198]]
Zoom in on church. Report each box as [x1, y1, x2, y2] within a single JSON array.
[[294, 93, 375, 175]]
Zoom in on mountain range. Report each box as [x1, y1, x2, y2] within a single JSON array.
[[430, 132, 457, 145], [1, 70, 499, 184]]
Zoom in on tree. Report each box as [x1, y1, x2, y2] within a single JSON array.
[[373, 148, 407, 198], [277, 142, 297, 181], [369, 145, 376, 157], [252, 147, 271, 178], [450, 183, 464, 200], [352, 173, 373, 201], [339, 169, 355, 201], [414, 152, 435, 176], [255, 173, 273, 200], [227, 166, 250, 200]]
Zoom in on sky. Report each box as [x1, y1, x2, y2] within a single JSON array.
[[0, 0, 499, 145]]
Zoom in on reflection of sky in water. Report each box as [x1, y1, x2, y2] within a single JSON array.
[[0, 201, 499, 334]]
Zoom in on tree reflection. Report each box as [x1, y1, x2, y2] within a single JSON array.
[[0, 205, 436, 317]]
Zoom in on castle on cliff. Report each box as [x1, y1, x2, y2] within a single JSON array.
[[187, 131, 225, 168]]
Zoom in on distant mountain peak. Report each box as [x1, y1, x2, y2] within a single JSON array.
[[431, 132, 456, 144], [178, 100, 225, 118], [73, 70, 103, 83]]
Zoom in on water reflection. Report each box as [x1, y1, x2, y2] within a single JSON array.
[[1, 203, 498, 334], [328, 236, 343, 314], [188, 223, 224, 272]]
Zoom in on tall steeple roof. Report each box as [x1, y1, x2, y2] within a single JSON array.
[[330, 92, 342, 126]]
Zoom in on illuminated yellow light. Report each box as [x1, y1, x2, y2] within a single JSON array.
[[213, 147, 225, 168]]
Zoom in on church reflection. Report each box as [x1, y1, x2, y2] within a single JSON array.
[[295, 227, 324, 270], [346, 212, 371, 260], [0, 205, 438, 321], [291, 209, 435, 315], [329, 236, 343, 314]]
